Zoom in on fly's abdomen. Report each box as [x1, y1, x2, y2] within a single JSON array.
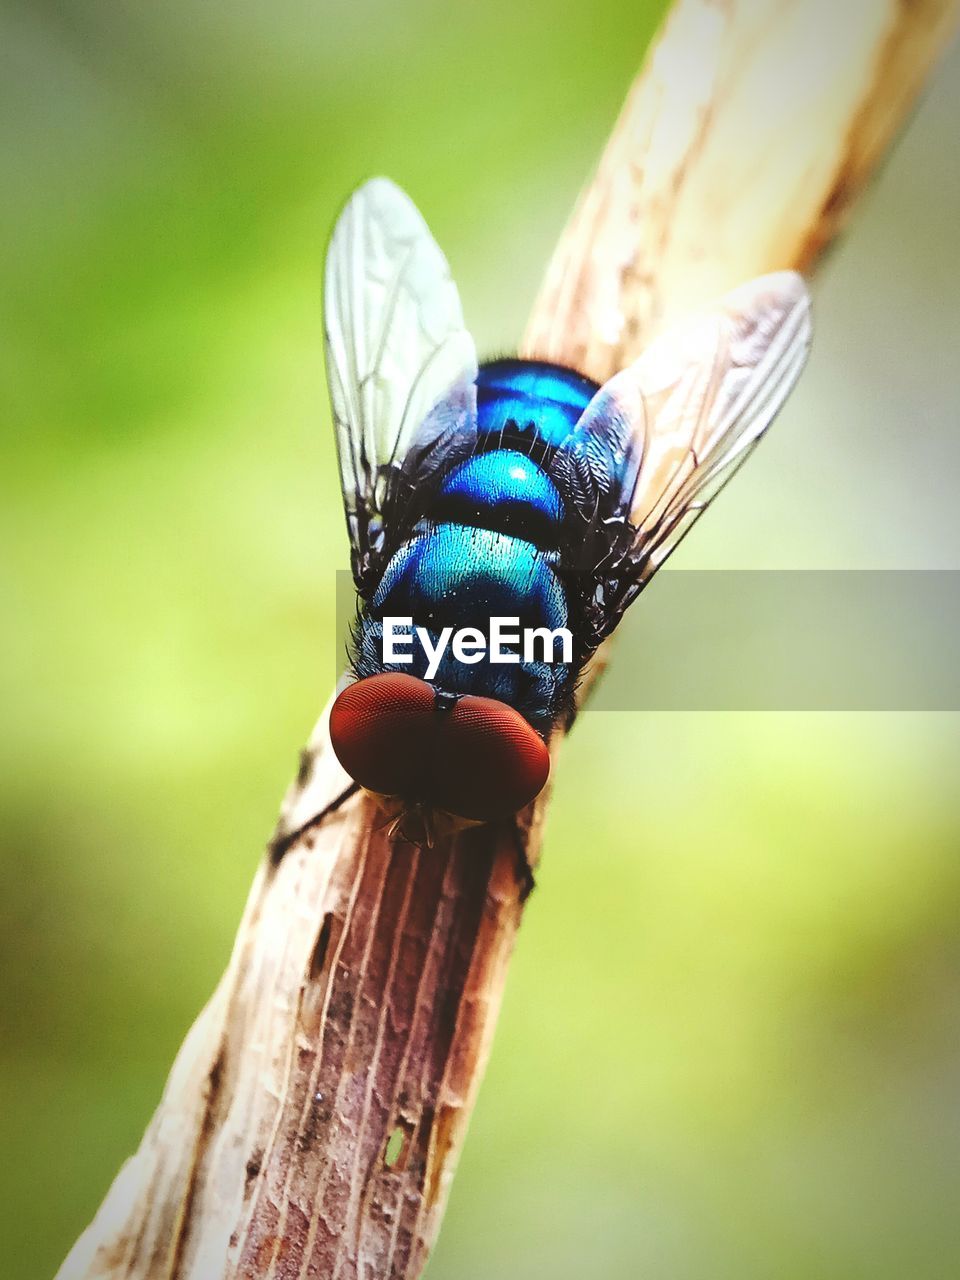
[[429, 450, 564, 547], [476, 359, 597, 449]]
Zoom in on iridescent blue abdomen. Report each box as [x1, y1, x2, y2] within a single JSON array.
[[431, 450, 563, 546], [354, 359, 599, 730], [476, 359, 596, 449]]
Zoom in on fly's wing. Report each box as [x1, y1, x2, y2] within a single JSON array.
[[554, 271, 812, 647], [324, 177, 479, 595]]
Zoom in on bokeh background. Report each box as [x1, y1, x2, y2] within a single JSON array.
[[3, 2, 959, 1277]]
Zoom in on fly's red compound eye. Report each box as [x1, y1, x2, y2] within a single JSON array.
[[329, 673, 435, 797], [433, 694, 551, 822], [330, 677, 550, 821]]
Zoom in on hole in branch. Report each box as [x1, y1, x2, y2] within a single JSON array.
[[383, 1115, 416, 1170], [309, 914, 334, 982], [384, 1127, 405, 1168]]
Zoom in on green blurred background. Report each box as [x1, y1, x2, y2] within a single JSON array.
[[2, 2, 959, 1277]]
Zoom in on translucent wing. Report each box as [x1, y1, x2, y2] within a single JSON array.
[[555, 271, 812, 645], [324, 177, 479, 593]]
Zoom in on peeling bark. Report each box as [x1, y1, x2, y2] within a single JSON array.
[[524, 0, 959, 385], [57, 2, 958, 1278]]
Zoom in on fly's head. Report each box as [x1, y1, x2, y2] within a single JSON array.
[[328, 672, 551, 836]]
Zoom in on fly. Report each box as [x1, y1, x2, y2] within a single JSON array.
[[322, 178, 812, 837]]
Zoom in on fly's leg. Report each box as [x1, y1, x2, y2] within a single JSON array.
[[508, 820, 537, 904], [269, 781, 361, 865]]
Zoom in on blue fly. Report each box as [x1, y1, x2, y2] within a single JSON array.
[[323, 178, 811, 843]]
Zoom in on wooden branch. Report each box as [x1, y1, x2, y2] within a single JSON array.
[[525, 0, 959, 386], [58, 3, 958, 1278]]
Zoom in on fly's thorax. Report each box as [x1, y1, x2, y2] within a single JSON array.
[[352, 613, 567, 735], [371, 524, 567, 633]]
